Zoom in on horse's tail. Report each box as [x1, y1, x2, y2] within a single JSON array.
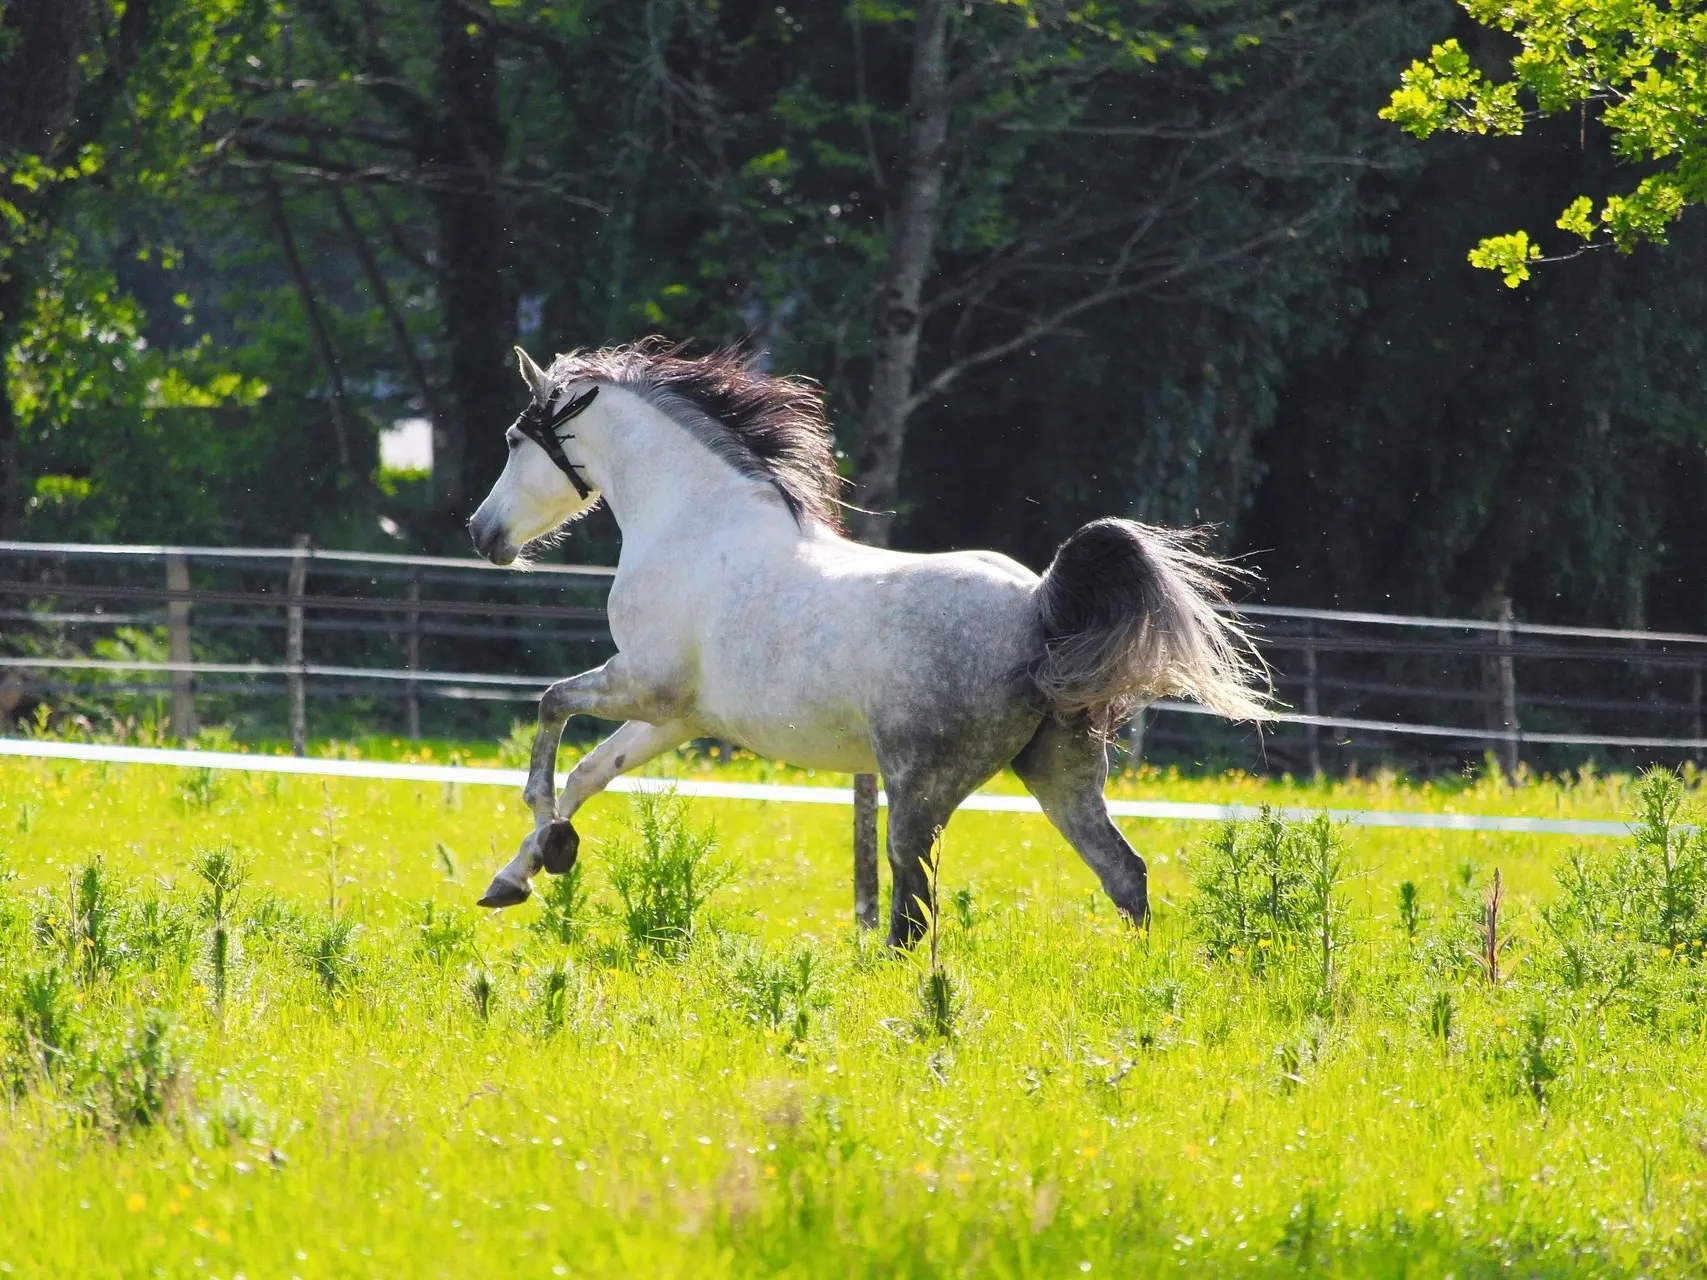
[[1029, 518, 1271, 733]]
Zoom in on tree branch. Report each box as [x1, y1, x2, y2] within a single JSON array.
[[328, 184, 447, 427], [904, 189, 1352, 414], [261, 171, 356, 484]]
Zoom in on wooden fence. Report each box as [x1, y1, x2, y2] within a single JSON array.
[[3, 539, 1706, 774]]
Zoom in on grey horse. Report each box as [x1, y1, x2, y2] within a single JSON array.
[[467, 339, 1267, 945]]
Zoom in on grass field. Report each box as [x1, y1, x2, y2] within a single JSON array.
[[1, 742, 1704, 1277]]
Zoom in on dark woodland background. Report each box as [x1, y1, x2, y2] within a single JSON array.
[[5, 0, 1705, 635]]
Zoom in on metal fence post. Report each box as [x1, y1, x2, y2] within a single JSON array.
[[165, 553, 197, 739], [1495, 596, 1519, 783], [853, 773, 879, 930], [287, 534, 311, 756], [1693, 663, 1703, 767], [1303, 621, 1321, 778], [405, 571, 422, 739], [1126, 705, 1149, 770]]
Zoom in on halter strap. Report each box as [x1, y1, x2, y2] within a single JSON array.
[[513, 386, 600, 499]]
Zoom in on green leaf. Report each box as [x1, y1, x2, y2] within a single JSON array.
[[1468, 231, 1543, 288], [1556, 196, 1596, 241]]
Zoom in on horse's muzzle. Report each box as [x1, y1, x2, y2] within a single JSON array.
[[466, 513, 517, 566]]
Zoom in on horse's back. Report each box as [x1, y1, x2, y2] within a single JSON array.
[[684, 532, 1042, 767]]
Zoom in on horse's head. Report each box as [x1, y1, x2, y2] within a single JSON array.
[[468, 347, 605, 565]]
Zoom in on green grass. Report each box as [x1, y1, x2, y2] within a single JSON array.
[[0, 748, 1704, 1277]]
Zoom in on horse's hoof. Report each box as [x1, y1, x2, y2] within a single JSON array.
[[1116, 901, 1151, 930], [477, 877, 531, 909], [539, 819, 580, 875]]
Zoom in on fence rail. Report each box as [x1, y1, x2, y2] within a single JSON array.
[[2, 539, 1704, 773]]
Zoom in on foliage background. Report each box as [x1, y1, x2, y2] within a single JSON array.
[[3, 0, 1706, 632]]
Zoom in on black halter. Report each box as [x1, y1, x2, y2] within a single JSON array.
[[513, 386, 599, 499]]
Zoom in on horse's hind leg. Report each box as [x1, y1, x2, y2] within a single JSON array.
[[881, 737, 1033, 947], [1012, 715, 1149, 925], [882, 776, 966, 949]]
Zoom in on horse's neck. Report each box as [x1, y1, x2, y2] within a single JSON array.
[[591, 398, 795, 557]]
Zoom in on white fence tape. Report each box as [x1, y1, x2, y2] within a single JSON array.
[[0, 737, 1633, 837]]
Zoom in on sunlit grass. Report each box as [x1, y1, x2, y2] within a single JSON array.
[[0, 751, 1703, 1276]]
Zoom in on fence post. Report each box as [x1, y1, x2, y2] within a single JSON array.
[[1125, 705, 1149, 771], [287, 534, 310, 757], [1493, 595, 1520, 783], [165, 553, 197, 740], [1303, 622, 1321, 778], [853, 773, 879, 930], [405, 571, 422, 739], [1693, 663, 1703, 767]]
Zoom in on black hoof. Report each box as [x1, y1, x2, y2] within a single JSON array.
[[1117, 900, 1152, 930], [539, 820, 580, 875], [477, 879, 531, 909]]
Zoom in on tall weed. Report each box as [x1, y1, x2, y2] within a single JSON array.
[[302, 913, 361, 994], [1536, 767, 1707, 1018], [7, 965, 78, 1082], [533, 863, 587, 946], [1186, 809, 1351, 999], [98, 1009, 185, 1132], [68, 857, 125, 982], [192, 845, 248, 1012], [732, 944, 824, 1048], [606, 791, 730, 958], [415, 900, 475, 969]]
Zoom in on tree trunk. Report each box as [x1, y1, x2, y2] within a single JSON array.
[[0, 361, 19, 536], [428, 0, 512, 527], [330, 185, 447, 431], [0, 0, 96, 534], [0, 281, 24, 537], [849, 0, 952, 549], [0, 1, 92, 150], [261, 173, 356, 484]]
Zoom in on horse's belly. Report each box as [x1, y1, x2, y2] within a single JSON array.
[[699, 699, 878, 774]]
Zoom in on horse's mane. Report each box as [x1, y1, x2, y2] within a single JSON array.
[[547, 338, 844, 532]]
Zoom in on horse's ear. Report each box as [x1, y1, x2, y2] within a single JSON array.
[[515, 346, 552, 400]]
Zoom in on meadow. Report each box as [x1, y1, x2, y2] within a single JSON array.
[[1, 740, 1704, 1278]]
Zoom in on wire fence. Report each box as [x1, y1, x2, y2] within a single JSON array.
[[2, 540, 1704, 774]]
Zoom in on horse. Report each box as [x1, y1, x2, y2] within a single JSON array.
[[467, 338, 1268, 946]]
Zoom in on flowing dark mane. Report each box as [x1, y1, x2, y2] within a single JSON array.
[[547, 338, 844, 532]]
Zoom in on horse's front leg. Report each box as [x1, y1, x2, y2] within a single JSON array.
[[477, 660, 684, 908], [522, 718, 694, 879]]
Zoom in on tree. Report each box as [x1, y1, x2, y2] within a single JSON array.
[[650, 0, 1424, 546], [0, 0, 255, 534], [1, 0, 159, 532], [222, 0, 621, 533], [1383, 1, 1707, 286]]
